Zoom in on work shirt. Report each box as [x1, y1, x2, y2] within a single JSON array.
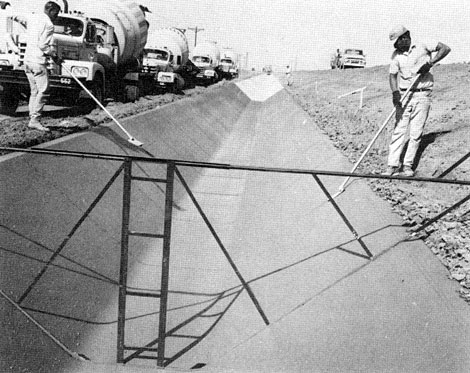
[[19, 12, 55, 65], [389, 40, 438, 91]]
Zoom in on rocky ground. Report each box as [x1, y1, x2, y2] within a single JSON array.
[[285, 63, 470, 303], [1, 65, 469, 303]]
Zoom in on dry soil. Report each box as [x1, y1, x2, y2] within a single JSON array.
[[286, 63, 470, 303]]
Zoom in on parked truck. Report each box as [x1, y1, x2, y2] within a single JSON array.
[[0, 0, 152, 115], [190, 41, 220, 86], [141, 27, 197, 93], [219, 48, 239, 80], [332, 48, 366, 69]]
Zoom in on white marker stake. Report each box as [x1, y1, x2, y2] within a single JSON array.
[[333, 74, 421, 197]]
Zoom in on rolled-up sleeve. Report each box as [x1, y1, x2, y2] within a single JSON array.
[[389, 51, 399, 74]]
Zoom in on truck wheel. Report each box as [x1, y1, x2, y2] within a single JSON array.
[[125, 85, 140, 102], [0, 85, 19, 115], [90, 78, 104, 105]]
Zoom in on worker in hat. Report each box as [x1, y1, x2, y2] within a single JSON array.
[[285, 64, 293, 86], [383, 25, 450, 177], [12, 1, 62, 131]]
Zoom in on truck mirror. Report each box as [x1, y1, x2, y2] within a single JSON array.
[[105, 25, 114, 44]]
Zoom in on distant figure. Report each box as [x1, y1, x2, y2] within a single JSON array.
[[13, 1, 61, 131], [383, 25, 450, 177], [335, 48, 341, 69], [285, 64, 293, 86]]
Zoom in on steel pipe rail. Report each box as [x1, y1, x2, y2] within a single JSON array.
[[1, 146, 469, 187]]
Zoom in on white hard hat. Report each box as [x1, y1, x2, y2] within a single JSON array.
[[389, 25, 408, 42]]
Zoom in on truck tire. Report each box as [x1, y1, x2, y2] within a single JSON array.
[[90, 77, 104, 104], [0, 85, 19, 115], [124, 84, 140, 102], [80, 76, 104, 109]]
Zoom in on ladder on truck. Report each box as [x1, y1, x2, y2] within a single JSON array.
[[116, 159, 176, 367]]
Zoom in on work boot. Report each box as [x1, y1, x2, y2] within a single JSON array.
[[402, 166, 414, 177], [382, 166, 399, 176], [28, 120, 49, 132]]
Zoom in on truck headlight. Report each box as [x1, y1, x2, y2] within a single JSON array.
[[0, 59, 11, 65], [71, 66, 89, 78]]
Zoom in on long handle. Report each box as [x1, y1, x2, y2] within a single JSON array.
[[61, 64, 143, 146], [335, 74, 421, 194], [0, 288, 90, 361]]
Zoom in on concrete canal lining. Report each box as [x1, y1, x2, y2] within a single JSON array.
[[1, 75, 469, 372]]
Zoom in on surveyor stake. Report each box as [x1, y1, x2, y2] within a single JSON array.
[[333, 74, 422, 198], [61, 64, 144, 147]]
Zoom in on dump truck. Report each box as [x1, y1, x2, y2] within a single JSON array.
[[190, 41, 220, 85], [219, 48, 239, 80], [0, 0, 151, 115], [141, 27, 197, 93]]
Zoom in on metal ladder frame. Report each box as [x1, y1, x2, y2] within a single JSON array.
[[2, 147, 469, 368], [117, 159, 176, 367]]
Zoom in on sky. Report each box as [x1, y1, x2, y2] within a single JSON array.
[[139, 0, 470, 71], [8, 0, 469, 71]]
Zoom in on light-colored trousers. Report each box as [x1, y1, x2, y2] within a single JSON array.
[[24, 62, 49, 121], [387, 91, 431, 168]]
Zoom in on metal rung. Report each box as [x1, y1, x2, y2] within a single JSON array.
[[170, 334, 199, 339], [129, 231, 165, 239], [124, 346, 159, 352], [126, 290, 161, 298], [134, 355, 162, 360], [131, 176, 167, 183]]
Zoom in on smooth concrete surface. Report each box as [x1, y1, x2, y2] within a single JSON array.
[[1, 75, 469, 372]]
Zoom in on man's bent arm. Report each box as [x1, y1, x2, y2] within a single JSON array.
[[431, 42, 451, 65]]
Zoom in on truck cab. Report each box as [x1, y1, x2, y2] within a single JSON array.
[[337, 48, 366, 69], [192, 55, 212, 68], [0, 12, 115, 114], [142, 47, 185, 93], [220, 57, 238, 79], [142, 48, 177, 72]]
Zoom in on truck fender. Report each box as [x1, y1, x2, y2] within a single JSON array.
[[62, 60, 106, 83]]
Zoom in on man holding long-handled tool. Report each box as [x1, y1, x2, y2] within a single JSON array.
[[383, 25, 450, 177], [13, 1, 62, 132]]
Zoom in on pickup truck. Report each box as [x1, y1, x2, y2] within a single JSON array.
[[335, 48, 366, 69]]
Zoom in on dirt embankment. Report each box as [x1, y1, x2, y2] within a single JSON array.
[[0, 75, 247, 149], [285, 64, 470, 303]]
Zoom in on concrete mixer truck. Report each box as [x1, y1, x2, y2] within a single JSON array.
[[0, 0, 152, 115], [220, 48, 239, 80], [190, 41, 221, 86], [141, 27, 197, 93]]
